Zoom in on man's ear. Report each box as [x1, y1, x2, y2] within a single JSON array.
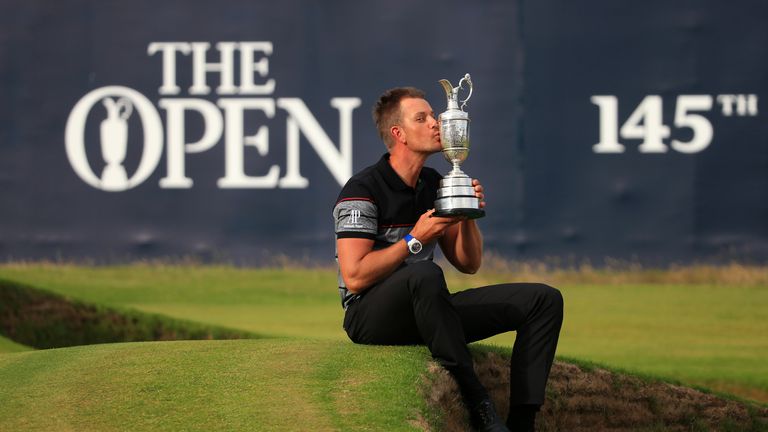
[[390, 125, 405, 145]]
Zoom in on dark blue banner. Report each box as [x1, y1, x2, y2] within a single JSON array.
[[1, 0, 766, 264]]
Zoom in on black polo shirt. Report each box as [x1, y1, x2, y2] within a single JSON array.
[[333, 153, 442, 308]]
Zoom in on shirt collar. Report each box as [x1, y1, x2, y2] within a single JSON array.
[[376, 153, 425, 192]]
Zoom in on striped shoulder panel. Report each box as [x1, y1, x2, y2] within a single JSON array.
[[333, 198, 378, 239]]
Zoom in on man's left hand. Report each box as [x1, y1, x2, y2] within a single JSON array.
[[472, 179, 486, 209]]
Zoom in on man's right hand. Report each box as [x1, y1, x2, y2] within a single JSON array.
[[409, 209, 463, 243]]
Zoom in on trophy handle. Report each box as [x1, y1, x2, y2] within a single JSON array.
[[458, 73, 473, 111]]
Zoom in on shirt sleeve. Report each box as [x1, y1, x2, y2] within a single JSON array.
[[333, 197, 378, 240]]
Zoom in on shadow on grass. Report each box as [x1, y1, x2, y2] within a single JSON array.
[[0, 278, 260, 349]]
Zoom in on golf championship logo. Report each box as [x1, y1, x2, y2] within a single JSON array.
[[66, 86, 164, 192], [65, 41, 361, 192]]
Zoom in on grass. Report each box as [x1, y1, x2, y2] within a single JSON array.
[[475, 281, 768, 403], [0, 264, 344, 340], [0, 262, 766, 404], [0, 279, 259, 349], [0, 339, 432, 431], [0, 335, 30, 353]]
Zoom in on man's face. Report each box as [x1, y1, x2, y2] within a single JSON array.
[[396, 97, 441, 154]]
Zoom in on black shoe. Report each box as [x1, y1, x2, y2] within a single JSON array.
[[469, 399, 510, 432]]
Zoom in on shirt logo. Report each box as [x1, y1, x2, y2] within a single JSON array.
[[342, 209, 364, 229], [348, 209, 361, 225]]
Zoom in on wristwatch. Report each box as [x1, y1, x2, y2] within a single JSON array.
[[403, 233, 423, 255]]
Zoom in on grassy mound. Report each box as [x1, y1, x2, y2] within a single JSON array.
[[0, 279, 257, 349], [1, 262, 766, 402], [0, 339, 432, 431], [1, 340, 766, 431], [0, 263, 766, 430]]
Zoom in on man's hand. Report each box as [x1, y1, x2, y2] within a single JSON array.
[[411, 177, 484, 243], [473, 178, 486, 208], [410, 209, 463, 243]]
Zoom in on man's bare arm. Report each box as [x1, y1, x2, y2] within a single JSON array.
[[338, 210, 462, 293], [438, 179, 485, 274], [439, 219, 483, 274], [337, 238, 409, 294]]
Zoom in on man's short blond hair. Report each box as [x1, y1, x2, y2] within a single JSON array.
[[372, 87, 426, 149]]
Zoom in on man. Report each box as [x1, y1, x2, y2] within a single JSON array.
[[333, 87, 563, 432]]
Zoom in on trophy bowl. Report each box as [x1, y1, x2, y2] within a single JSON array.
[[443, 146, 469, 165], [440, 118, 470, 166]]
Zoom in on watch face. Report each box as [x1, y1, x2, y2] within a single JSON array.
[[409, 240, 423, 254]]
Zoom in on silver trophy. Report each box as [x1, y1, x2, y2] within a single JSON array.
[[433, 73, 485, 218]]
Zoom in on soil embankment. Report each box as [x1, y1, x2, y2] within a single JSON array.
[[425, 351, 768, 432]]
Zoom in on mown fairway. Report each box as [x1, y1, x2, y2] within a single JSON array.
[[1, 263, 766, 403]]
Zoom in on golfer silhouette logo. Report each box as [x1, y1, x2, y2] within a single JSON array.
[[99, 97, 133, 189]]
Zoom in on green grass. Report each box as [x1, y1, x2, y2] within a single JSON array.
[[0, 339, 432, 431], [0, 279, 259, 349], [0, 263, 766, 403], [0, 264, 344, 340], [476, 281, 768, 403], [0, 335, 31, 353]]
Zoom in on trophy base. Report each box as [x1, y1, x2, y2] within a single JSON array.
[[433, 173, 485, 219], [433, 207, 485, 219]]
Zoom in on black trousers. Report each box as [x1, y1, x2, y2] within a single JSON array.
[[343, 261, 563, 406]]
